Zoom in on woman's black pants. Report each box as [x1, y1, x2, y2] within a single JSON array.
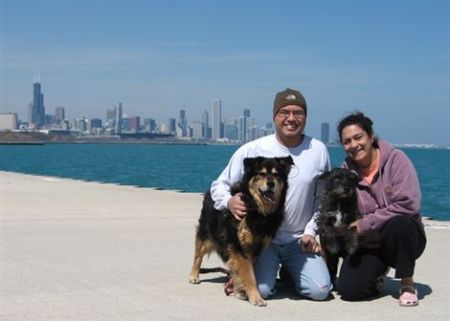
[[337, 215, 427, 301]]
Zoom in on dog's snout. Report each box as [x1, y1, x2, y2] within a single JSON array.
[[267, 180, 275, 189]]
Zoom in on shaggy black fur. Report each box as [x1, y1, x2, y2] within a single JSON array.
[[316, 168, 361, 281]]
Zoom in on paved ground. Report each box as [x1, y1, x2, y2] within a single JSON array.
[[1, 171, 449, 321]]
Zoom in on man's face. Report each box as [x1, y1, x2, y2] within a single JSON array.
[[274, 105, 307, 144]]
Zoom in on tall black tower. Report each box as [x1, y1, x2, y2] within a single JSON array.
[[31, 82, 45, 128], [321, 122, 330, 145]]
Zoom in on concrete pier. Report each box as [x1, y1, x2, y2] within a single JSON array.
[[1, 171, 449, 321]]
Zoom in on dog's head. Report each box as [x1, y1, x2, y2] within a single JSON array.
[[320, 168, 360, 201], [242, 156, 293, 215], [317, 168, 361, 227]]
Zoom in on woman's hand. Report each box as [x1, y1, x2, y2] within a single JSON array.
[[300, 234, 322, 253], [349, 220, 362, 234], [227, 193, 247, 221]]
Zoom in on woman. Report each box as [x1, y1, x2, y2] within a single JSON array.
[[336, 112, 426, 306]]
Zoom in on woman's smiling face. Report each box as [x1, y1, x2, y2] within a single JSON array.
[[340, 124, 375, 167]]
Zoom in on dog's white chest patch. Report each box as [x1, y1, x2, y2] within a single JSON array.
[[333, 210, 343, 227]]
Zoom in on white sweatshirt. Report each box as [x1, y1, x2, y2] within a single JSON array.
[[210, 134, 330, 244]]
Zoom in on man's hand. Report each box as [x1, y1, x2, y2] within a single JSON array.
[[227, 193, 247, 221], [300, 234, 321, 254]]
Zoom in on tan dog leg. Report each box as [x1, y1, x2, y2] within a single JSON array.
[[228, 255, 266, 306], [189, 238, 213, 284]]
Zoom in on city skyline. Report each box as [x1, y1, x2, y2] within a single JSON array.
[[7, 80, 276, 144], [2, 1, 449, 146]]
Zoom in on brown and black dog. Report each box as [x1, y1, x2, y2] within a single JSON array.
[[188, 156, 293, 306]]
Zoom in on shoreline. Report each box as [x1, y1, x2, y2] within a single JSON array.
[[1, 134, 449, 149], [2, 170, 449, 223]]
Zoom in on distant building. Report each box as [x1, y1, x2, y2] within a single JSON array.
[[122, 116, 131, 132], [115, 102, 123, 134], [237, 107, 252, 143], [238, 116, 246, 142], [106, 107, 116, 128], [74, 117, 88, 132], [178, 109, 188, 137], [159, 118, 176, 134], [247, 125, 259, 142], [143, 118, 156, 132], [44, 114, 53, 125], [321, 122, 330, 144], [211, 99, 222, 141], [191, 121, 203, 140], [28, 81, 45, 128], [168, 118, 176, 133], [129, 116, 140, 133], [0, 113, 18, 130], [90, 118, 102, 129], [224, 124, 238, 141], [202, 111, 209, 139], [54, 106, 65, 124]]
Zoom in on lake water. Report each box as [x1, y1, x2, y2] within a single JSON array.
[[1, 143, 448, 220]]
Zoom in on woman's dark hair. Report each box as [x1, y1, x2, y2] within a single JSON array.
[[337, 111, 375, 143]]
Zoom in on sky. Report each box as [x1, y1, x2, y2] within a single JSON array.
[[1, 0, 449, 146]]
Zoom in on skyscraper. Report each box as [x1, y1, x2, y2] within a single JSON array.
[[321, 122, 330, 145], [115, 102, 123, 134], [238, 116, 246, 142], [178, 109, 188, 137], [143, 118, 156, 132], [53, 106, 65, 125], [191, 121, 203, 140], [29, 81, 45, 128], [239, 107, 251, 143], [167, 118, 176, 134], [202, 110, 209, 139], [129, 116, 140, 133], [211, 99, 222, 141], [106, 107, 116, 128]]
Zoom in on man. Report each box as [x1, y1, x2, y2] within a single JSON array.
[[210, 88, 332, 300]]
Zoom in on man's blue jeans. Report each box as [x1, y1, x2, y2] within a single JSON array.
[[253, 239, 332, 300]]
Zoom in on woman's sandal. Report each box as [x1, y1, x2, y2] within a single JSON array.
[[398, 286, 419, 307]]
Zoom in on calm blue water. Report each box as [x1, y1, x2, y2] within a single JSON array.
[[1, 143, 449, 220]]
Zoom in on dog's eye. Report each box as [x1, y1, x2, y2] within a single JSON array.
[[258, 172, 267, 177]]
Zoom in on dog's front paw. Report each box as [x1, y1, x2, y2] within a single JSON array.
[[346, 241, 358, 255], [345, 231, 359, 254], [188, 275, 200, 284], [249, 295, 267, 307], [234, 290, 248, 301]]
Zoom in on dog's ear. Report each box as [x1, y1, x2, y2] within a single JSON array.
[[275, 156, 294, 168], [243, 157, 255, 172], [276, 156, 294, 172], [350, 172, 362, 184], [243, 157, 264, 172], [319, 169, 332, 180]]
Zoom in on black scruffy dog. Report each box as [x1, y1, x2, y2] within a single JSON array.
[[188, 156, 293, 307], [316, 168, 361, 282]]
